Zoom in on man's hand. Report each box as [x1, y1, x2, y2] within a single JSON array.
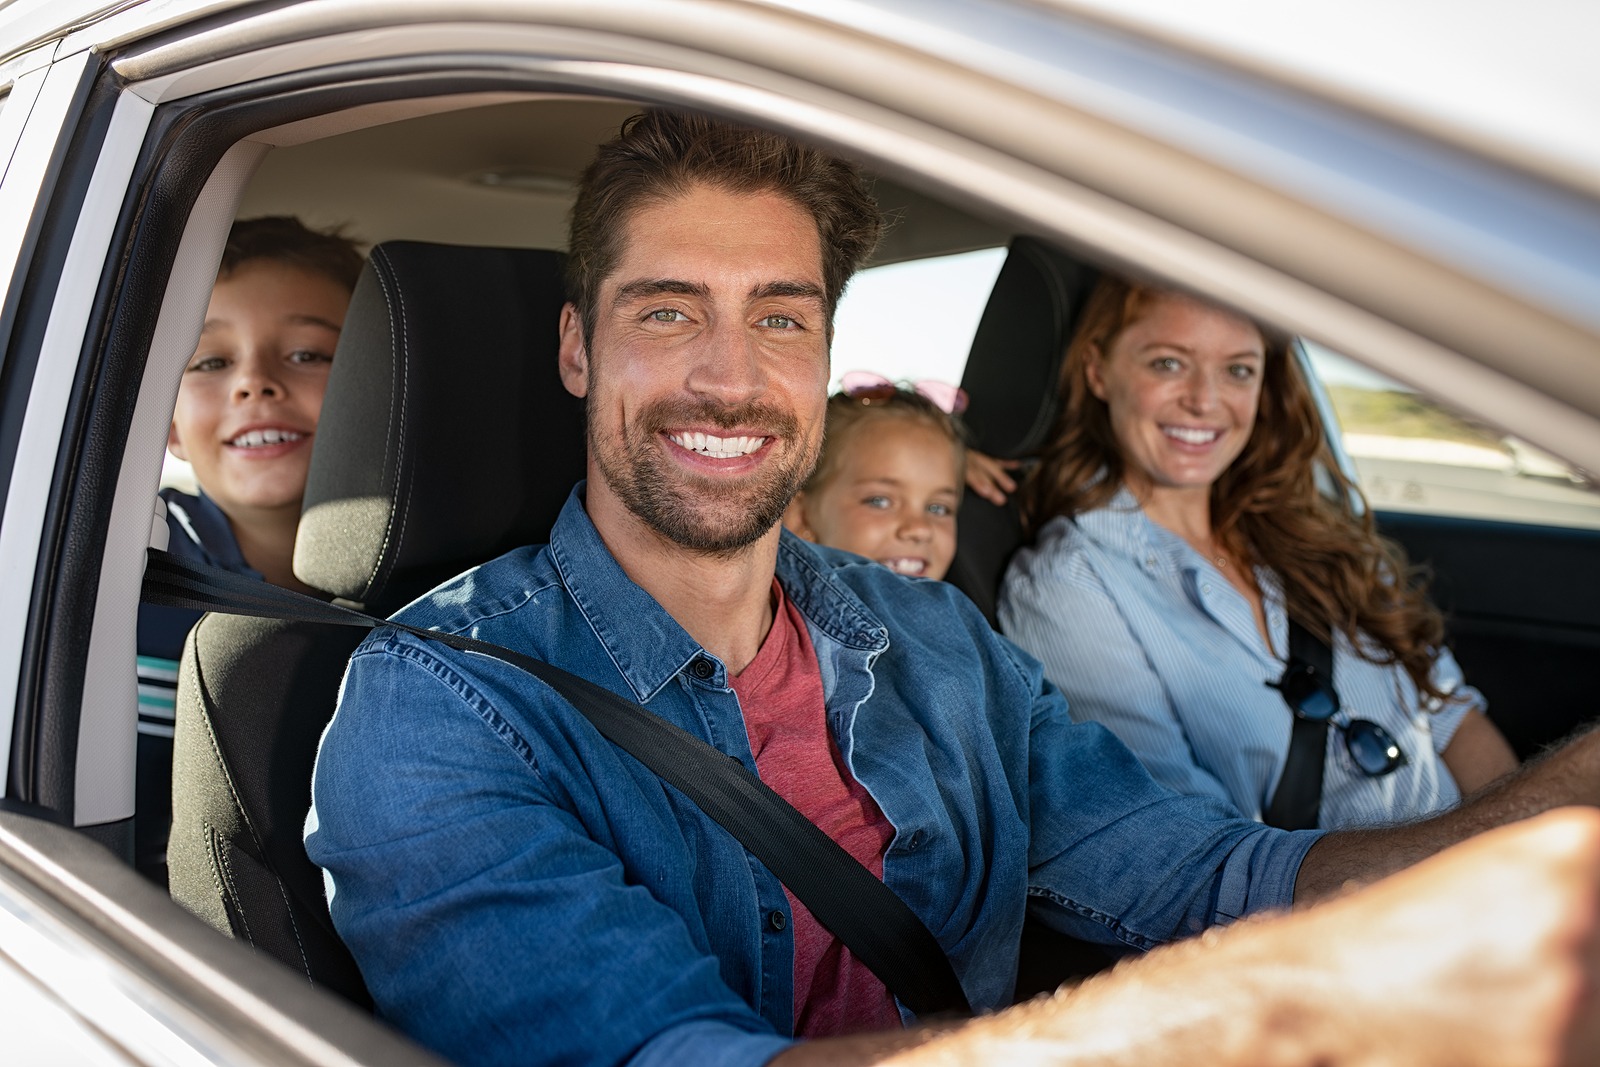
[[861, 809, 1600, 1067]]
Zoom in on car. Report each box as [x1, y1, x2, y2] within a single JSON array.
[[1, 0, 1597, 1061]]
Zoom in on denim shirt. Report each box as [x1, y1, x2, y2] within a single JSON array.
[[306, 487, 1320, 1067]]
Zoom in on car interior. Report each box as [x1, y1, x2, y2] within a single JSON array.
[[1, 38, 1591, 1050], [122, 88, 1600, 1013]]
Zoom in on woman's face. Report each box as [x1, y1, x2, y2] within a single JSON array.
[[1086, 291, 1267, 498]]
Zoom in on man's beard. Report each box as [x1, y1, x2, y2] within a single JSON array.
[[590, 394, 818, 556]]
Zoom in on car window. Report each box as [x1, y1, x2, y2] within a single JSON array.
[[829, 246, 1006, 392], [1305, 341, 1600, 529]]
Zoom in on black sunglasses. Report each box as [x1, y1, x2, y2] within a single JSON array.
[[1269, 661, 1407, 778]]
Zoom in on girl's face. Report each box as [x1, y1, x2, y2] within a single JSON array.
[[789, 415, 961, 580], [1086, 291, 1267, 500], [168, 260, 349, 524]]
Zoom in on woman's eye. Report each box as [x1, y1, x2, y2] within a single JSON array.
[[186, 355, 228, 373], [1150, 356, 1182, 373], [649, 309, 685, 323], [1228, 363, 1258, 381]]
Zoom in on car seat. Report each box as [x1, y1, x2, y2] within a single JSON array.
[[166, 241, 583, 1006], [945, 237, 1099, 624]]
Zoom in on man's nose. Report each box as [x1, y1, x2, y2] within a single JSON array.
[[685, 320, 767, 405]]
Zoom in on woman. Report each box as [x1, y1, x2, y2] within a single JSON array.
[[997, 274, 1518, 829]]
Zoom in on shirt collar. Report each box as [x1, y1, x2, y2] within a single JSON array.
[[546, 484, 888, 702]]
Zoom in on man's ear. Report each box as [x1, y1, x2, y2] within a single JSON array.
[[782, 493, 815, 541], [558, 303, 589, 398], [167, 422, 188, 462]]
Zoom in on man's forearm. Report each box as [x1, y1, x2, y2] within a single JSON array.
[[1295, 721, 1600, 902], [878, 810, 1600, 1067]]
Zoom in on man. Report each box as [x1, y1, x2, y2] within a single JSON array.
[[306, 110, 1600, 1066]]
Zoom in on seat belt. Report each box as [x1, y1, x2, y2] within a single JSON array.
[[1263, 620, 1333, 831], [142, 549, 970, 1018]]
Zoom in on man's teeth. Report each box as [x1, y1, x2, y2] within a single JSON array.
[[883, 558, 927, 576], [669, 431, 766, 459], [229, 428, 304, 448], [1164, 426, 1220, 445]]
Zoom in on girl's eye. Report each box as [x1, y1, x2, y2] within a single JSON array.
[[927, 502, 953, 518], [649, 309, 685, 323], [862, 495, 892, 510], [186, 355, 228, 373], [289, 349, 333, 365], [761, 314, 796, 329]]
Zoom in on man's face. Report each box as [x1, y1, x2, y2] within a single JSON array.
[[560, 184, 831, 555]]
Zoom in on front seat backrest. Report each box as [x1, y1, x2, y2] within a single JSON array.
[[946, 237, 1097, 623], [167, 242, 583, 1006]]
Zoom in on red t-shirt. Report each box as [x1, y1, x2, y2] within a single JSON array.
[[729, 582, 901, 1038]]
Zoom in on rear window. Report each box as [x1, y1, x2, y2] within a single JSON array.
[[1306, 342, 1600, 529]]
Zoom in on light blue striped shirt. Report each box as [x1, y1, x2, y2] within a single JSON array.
[[999, 491, 1478, 829]]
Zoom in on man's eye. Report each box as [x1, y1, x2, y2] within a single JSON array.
[[761, 314, 796, 329], [186, 355, 228, 373], [649, 309, 685, 323], [289, 349, 333, 365]]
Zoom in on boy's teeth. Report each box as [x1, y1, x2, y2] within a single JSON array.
[[670, 431, 765, 459], [230, 428, 304, 448]]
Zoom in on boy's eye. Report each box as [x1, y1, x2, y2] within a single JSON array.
[[289, 349, 333, 365], [186, 355, 228, 373]]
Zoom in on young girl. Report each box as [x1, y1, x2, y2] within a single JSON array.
[[784, 383, 966, 581]]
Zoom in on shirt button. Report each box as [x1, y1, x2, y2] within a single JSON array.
[[690, 658, 714, 680], [1201, 583, 1212, 595], [767, 909, 787, 932]]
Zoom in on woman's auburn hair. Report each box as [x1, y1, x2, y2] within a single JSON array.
[[1019, 274, 1452, 703]]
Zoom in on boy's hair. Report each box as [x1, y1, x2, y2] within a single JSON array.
[[566, 109, 883, 344], [219, 216, 364, 292], [805, 387, 968, 493]]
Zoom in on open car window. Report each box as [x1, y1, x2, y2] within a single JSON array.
[[1306, 341, 1600, 529]]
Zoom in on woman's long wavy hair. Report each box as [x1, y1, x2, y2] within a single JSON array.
[[1019, 275, 1451, 702]]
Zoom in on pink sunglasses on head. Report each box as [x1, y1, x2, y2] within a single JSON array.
[[837, 371, 969, 415]]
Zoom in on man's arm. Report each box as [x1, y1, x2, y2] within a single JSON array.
[[778, 809, 1600, 1067], [1296, 723, 1600, 901]]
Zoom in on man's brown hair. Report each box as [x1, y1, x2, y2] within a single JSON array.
[[566, 109, 883, 342]]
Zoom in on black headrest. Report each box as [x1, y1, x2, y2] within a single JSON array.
[[946, 238, 1098, 624], [294, 242, 586, 609], [959, 237, 1099, 458]]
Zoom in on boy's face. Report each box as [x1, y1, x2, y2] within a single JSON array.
[[168, 260, 349, 524], [788, 416, 961, 580]]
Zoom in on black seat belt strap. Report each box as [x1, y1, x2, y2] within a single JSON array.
[[1263, 620, 1333, 831], [143, 549, 970, 1017]]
